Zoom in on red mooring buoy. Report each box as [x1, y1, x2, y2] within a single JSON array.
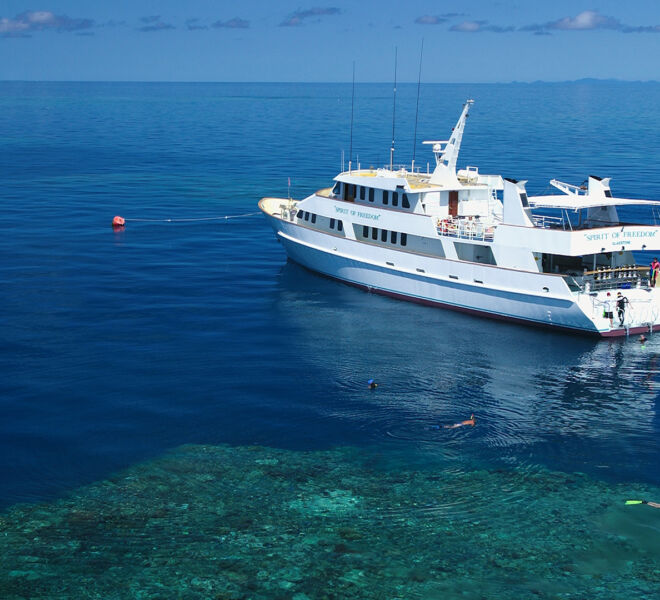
[[112, 216, 125, 228]]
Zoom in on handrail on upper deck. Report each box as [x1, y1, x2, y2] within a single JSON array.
[[436, 216, 495, 242]]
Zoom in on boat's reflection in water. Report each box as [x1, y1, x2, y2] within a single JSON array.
[[275, 261, 660, 486]]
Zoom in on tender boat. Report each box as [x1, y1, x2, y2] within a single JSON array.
[[259, 100, 660, 337]]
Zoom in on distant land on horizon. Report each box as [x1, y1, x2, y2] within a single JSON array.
[[1, 78, 659, 85]]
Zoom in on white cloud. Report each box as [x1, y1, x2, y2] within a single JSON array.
[[548, 10, 620, 31], [1, 10, 94, 36]]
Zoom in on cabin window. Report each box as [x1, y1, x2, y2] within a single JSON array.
[[605, 190, 613, 198], [304, 212, 310, 221], [455, 242, 496, 265], [330, 218, 335, 229], [360, 186, 365, 200], [297, 209, 303, 218], [400, 233, 407, 246], [372, 228, 378, 240], [311, 213, 316, 224], [363, 225, 369, 237], [332, 182, 341, 196], [391, 231, 397, 244], [337, 220, 343, 232], [383, 190, 389, 205], [369, 188, 374, 202], [520, 192, 529, 207], [402, 194, 410, 209], [541, 253, 583, 274], [381, 229, 388, 242], [392, 192, 399, 207]]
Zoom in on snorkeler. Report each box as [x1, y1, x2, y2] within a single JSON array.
[[444, 414, 476, 429], [430, 414, 476, 430], [626, 500, 660, 508]]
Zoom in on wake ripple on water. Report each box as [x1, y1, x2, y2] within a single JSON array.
[[276, 268, 660, 488]]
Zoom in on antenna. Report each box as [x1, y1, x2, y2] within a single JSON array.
[[349, 61, 355, 173], [412, 39, 424, 172], [389, 47, 397, 172]]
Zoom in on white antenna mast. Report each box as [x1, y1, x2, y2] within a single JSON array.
[[424, 99, 473, 186], [389, 47, 397, 172], [349, 61, 355, 173], [412, 39, 424, 173]]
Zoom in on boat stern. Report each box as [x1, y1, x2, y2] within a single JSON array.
[[576, 286, 660, 336]]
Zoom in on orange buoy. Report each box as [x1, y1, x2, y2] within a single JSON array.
[[112, 216, 125, 228]]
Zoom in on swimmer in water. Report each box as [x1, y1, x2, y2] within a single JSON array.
[[429, 414, 476, 430], [443, 414, 476, 429], [626, 499, 660, 508]]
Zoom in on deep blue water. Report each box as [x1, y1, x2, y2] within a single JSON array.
[[1, 81, 659, 510]]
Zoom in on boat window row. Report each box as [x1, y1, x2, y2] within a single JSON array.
[[332, 182, 411, 209], [329, 218, 344, 231], [297, 209, 317, 224], [362, 225, 407, 246], [296, 210, 343, 232], [379, 189, 411, 209]]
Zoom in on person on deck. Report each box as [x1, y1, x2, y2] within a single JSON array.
[[651, 258, 660, 287], [602, 292, 614, 328], [616, 292, 629, 326]]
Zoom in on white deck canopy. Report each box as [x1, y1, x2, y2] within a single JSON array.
[[528, 195, 660, 210], [528, 176, 660, 211]]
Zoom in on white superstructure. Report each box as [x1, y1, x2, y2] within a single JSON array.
[[259, 101, 660, 337]]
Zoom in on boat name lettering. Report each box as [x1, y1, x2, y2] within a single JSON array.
[[353, 211, 381, 220], [584, 229, 657, 242], [618, 230, 657, 239], [584, 232, 609, 241], [334, 205, 380, 220]]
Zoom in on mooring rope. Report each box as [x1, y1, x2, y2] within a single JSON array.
[[112, 211, 261, 226]]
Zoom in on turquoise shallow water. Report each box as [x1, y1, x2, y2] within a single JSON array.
[[0, 81, 659, 596], [1, 444, 658, 599]]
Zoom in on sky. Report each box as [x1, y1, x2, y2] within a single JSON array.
[[1, 1, 660, 82]]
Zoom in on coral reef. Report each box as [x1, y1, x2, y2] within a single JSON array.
[[1, 444, 658, 599]]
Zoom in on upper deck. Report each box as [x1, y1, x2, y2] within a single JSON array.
[[334, 166, 501, 193]]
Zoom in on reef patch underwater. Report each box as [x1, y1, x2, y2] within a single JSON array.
[[1, 444, 659, 599]]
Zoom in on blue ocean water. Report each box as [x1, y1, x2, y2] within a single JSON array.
[[1, 80, 659, 511]]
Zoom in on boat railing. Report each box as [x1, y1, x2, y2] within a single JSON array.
[[532, 214, 566, 229], [532, 213, 658, 232], [436, 217, 495, 242], [589, 293, 659, 329], [625, 297, 659, 330]]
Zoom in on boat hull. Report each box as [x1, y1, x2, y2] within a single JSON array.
[[262, 209, 655, 338]]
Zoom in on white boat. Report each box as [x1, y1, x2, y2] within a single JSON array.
[[259, 100, 660, 337]]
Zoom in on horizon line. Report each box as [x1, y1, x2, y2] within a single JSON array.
[[1, 78, 659, 85]]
